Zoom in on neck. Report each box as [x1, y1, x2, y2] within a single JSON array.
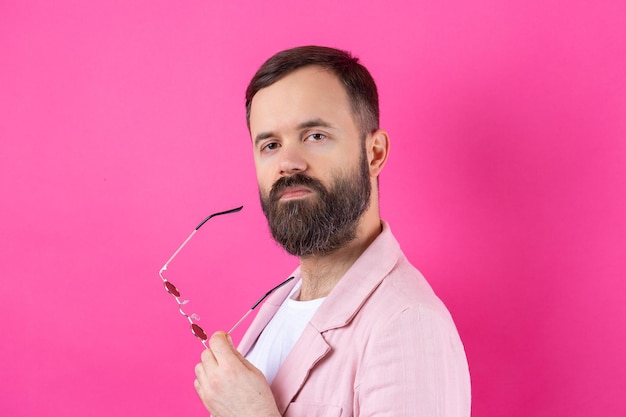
[[297, 209, 382, 301]]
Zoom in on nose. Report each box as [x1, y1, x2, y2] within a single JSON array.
[[278, 142, 307, 176]]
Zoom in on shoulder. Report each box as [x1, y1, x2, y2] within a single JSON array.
[[367, 252, 454, 325]]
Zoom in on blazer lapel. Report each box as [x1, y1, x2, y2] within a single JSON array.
[[270, 325, 331, 415], [267, 222, 402, 413]]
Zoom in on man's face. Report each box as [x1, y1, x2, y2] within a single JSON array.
[[249, 66, 372, 257]]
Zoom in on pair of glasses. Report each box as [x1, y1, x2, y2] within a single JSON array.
[[158, 206, 295, 349]]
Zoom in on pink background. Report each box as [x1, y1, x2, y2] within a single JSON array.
[[1, 1, 625, 416]]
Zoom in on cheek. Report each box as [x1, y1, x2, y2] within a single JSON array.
[[254, 153, 284, 188], [316, 152, 356, 178], [255, 165, 269, 181]]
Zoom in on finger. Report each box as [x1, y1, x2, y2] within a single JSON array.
[[193, 375, 211, 411], [209, 332, 260, 375], [200, 347, 217, 364], [215, 332, 261, 372], [208, 331, 238, 360], [195, 360, 208, 380], [209, 332, 260, 373]]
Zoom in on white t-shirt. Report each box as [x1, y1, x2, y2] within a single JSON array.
[[245, 280, 326, 384]]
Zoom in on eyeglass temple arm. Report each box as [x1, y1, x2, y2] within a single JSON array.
[[159, 206, 244, 276], [195, 206, 243, 230], [227, 276, 296, 335]]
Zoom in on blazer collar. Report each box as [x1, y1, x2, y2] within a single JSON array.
[[309, 220, 401, 332]]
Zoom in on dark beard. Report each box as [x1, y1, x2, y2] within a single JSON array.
[[260, 151, 371, 257]]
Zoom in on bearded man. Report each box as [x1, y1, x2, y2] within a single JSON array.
[[194, 45, 471, 417]]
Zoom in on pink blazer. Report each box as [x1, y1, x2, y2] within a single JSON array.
[[238, 223, 471, 417]]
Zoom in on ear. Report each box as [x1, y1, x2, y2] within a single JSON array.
[[366, 129, 390, 177]]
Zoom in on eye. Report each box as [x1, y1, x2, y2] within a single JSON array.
[[306, 133, 327, 142], [260, 141, 280, 153]]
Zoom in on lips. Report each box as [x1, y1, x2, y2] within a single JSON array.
[[279, 186, 313, 200], [269, 173, 324, 203]]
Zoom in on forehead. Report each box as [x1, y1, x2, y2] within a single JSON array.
[[249, 65, 356, 136]]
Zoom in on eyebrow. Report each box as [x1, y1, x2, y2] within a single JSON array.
[[254, 118, 335, 145], [297, 118, 334, 130]]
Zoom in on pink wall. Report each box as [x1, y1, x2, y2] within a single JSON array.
[[1, 1, 625, 416]]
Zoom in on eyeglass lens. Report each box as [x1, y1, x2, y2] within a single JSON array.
[[163, 279, 208, 341]]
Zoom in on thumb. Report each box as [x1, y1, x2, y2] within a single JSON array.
[[225, 334, 262, 372]]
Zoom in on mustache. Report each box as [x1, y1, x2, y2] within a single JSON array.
[[269, 173, 326, 202]]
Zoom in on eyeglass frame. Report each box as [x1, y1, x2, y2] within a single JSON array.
[[159, 205, 295, 349]]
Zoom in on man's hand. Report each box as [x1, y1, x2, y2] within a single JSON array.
[[194, 331, 280, 417]]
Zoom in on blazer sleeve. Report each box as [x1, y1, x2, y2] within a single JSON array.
[[353, 305, 471, 417]]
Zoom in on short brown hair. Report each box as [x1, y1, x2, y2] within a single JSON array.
[[245, 45, 379, 137]]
